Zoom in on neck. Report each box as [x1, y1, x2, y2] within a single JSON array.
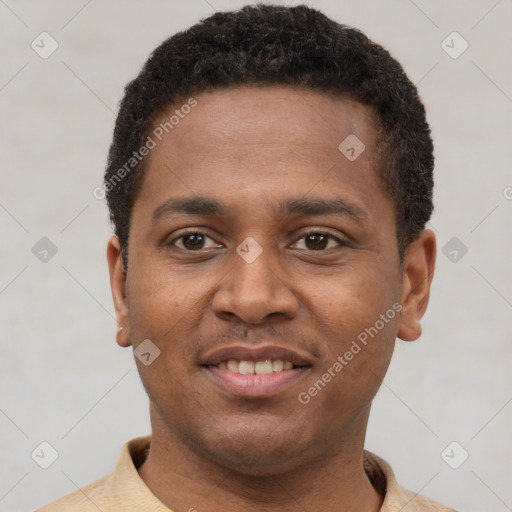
[[138, 405, 383, 512]]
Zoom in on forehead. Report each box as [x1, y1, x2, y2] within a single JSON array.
[[156, 85, 378, 152], [134, 85, 389, 223]]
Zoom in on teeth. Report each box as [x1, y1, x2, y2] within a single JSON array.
[[255, 360, 273, 375], [272, 359, 284, 372], [217, 359, 296, 374], [239, 361, 255, 375], [227, 360, 239, 372]]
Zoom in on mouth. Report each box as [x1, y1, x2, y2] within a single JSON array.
[[200, 345, 313, 398], [209, 359, 299, 374]]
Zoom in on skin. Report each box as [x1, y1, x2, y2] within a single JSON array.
[[107, 85, 436, 511]]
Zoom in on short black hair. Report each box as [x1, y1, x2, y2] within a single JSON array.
[[104, 3, 434, 268]]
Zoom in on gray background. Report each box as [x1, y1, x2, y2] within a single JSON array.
[[1, 1, 511, 511]]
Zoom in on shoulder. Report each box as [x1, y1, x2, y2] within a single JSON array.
[[389, 485, 459, 511], [363, 450, 458, 512], [36, 474, 111, 512], [35, 436, 152, 512]]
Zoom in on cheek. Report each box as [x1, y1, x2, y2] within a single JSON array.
[[306, 261, 400, 388], [125, 261, 219, 396], [126, 260, 209, 341], [308, 257, 400, 334]]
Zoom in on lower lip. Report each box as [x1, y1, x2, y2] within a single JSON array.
[[203, 366, 310, 398]]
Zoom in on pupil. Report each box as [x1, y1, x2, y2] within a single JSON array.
[[307, 233, 327, 250], [184, 234, 204, 250]]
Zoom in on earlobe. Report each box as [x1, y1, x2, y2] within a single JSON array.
[[107, 235, 132, 348], [397, 229, 436, 342]]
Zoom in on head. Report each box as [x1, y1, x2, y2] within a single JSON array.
[[106, 4, 436, 476]]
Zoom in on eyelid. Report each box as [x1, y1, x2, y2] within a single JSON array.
[[165, 227, 349, 250], [167, 229, 223, 249], [292, 228, 348, 248]]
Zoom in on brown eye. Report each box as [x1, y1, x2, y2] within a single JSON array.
[[171, 232, 221, 251], [181, 233, 206, 250], [305, 233, 329, 250], [294, 232, 345, 251]]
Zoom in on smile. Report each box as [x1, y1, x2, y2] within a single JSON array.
[[200, 345, 313, 398], [214, 359, 295, 375], [203, 364, 311, 397]]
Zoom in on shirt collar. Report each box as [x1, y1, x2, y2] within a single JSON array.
[[107, 436, 171, 512], [106, 436, 453, 512]]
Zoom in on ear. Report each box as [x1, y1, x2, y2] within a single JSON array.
[[397, 229, 436, 342], [107, 235, 131, 347]]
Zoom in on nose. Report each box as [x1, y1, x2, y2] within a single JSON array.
[[212, 242, 299, 325]]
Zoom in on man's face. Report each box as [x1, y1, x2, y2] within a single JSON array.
[[112, 86, 409, 475]]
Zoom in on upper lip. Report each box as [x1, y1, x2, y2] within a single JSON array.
[[200, 345, 313, 366]]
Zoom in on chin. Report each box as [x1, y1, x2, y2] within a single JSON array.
[[190, 423, 315, 477], [208, 444, 307, 477]]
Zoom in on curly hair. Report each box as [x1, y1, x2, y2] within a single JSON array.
[[104, 4, 434, 268]]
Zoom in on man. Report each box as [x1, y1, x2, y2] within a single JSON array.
[[39, 4, 456, 511]]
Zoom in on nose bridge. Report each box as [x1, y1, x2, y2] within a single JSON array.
[[213, 236, 298, 323], [235, 238, 278, 292]]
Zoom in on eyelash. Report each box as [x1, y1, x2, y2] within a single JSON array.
[[168, 229, 348, 251]]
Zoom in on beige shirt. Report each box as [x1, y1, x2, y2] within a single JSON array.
[[38, 436, 457, 511]]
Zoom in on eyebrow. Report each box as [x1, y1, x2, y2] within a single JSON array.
[[279, 197, 367, 220], [152, 196, 228, 219], [152, 195, 368, 222]]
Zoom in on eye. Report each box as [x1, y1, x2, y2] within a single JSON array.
[[293, 231, 346, 251], [170, 231, 222, 251]]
